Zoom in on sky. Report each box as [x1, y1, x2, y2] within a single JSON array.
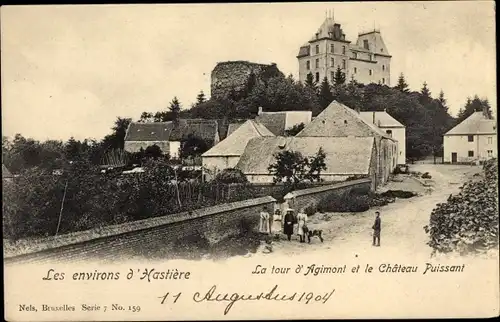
[[1, 2, 496, 141]]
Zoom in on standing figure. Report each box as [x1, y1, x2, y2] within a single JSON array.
[[296, 209, 308, 243], [259, 206, 270, 235], [283, 209, 295, 241], [372, 211, 381, 246], [272, 209, 282, 240]]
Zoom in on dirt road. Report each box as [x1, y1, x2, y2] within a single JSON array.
[[247, 164, 484, 260]]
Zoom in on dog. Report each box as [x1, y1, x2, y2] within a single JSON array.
[[303, 226, 324, 243]]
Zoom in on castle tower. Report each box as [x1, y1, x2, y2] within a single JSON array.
[[297, 13, 392, 86]]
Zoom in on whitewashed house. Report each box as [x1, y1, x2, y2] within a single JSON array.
[[359, 111, 406, 164], [202, 120, 274, 180], [443, 111, 497, 163]]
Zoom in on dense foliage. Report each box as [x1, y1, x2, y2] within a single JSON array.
[[2, 160, 261, 240], [424, 158, 499, 255], [267, 148, 327, 185]]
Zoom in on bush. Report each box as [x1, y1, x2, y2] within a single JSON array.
[[421, 172, 432, 179], [214, 168, 248, 184], [304, 203, 318, 216], [424, 158, 498, 254], [317, 191, 370, 213]]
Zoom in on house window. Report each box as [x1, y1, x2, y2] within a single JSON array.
[[386, 130, 392, 137], [382, 78, 385, 84], [354, 67, 357, 74], [353, 52, 357, 59], [315, 72, 320, 82], [342, 59, 346, 69], [468, 135, 474, 142], [306, 60, 310, 70], [363, 39, 369, 50], [487, 150, 493, 156], [330, 44, 334, 53], [315, 45, 319, 54], [468, 151, 474, 157], [315, 58, 319, 68], [369, 69, 373, 76], [342, 46, 346, 55], [382, 65, 385, 71], [330, 57, 334, 67], [488, 137, 492, 144]]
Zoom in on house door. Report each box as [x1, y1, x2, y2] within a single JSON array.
[[451, 153, 457, 163]]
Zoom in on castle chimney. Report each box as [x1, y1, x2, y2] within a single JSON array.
[[258, 106, 263, 115]]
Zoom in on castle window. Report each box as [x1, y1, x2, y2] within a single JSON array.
[[315, 72, 320, 82], [306, 60, 310, 70], [331, 71, 335, 81], [342, 46, 346, 55], [354, 67, 357, 74], [468, 135, 474, 142], [330, 44, 334, 53], [315, 45, 319, 54], [342, 59, 346, 69], [468, 151, 474, 157], [382, 65, 385, 71], [382, 78, 385, 84], [369, 69, 373, 76], [315, 58, 319, 68], [330, 58, 334, 67], [386, 130, 392, 137], [363, 39, 369, 50], [488, 137, 492, 144]]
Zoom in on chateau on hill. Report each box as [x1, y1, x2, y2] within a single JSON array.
[[297, 13, 392, 86]]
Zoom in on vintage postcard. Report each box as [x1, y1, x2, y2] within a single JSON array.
[[2, 2, 499, 320]]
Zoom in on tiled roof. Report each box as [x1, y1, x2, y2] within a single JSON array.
[[202, 120, 275, 157], [125, 119, 219, 143], [359, 111, 405, 128], [445, 112, 497, 135], [124, 122, 173, 141], [297, 45, 310, 57], [236, 136, 375, 175], [255, 112, 288, 136], [297, 101, 394, 140], [226, 122, 246, 137]]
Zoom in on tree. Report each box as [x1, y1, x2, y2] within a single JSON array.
[[138, 112, 154, 123], [180, 134, 209, 159], [196, 91, 206, 105], [305, 147, 327, 182], [268, 148, 328, 185], [284, 123, 305, 136], [144, 144, 163, 160], [169, 97, 181, 122], [305, 72, 316, 88], [395, 73, 409, 93], [333, 67, 346, 86], [101, 117, 132, 151], [319, 76, 334, 109], [457, 95, 493, 123], [421, 82, 431, 99]]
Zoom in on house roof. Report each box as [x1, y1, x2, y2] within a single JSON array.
[[2, 164, 13, 178], [236, 136, 375, 175], [226, 122, 246, 137], [359, 111, 405, 128], [255, 112, 288, 136], [445, 111, 497, 135], [125, 119, 219, 142], [202, 120, 275, 157], [297, 101, 394, 140]]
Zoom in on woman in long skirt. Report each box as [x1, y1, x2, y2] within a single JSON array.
[[271, 209, 282, 239], [259, 206, 271, 235], [296, 209, 308, 243], [283, 209, 295, 241]]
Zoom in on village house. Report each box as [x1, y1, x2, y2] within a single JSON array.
[[202, 119, 275, 180], [124, 119, 220, 159], [254, 107, 312, 136], [359, 110, 406, 164], [297, 101, 398, 188], [443, 110, 497, 163], [236, 136, 378, 190]]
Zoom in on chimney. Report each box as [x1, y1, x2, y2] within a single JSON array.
[[258, 106, 263, 116], [372, 111, 376, 124], [482, 105, 489, 119]]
